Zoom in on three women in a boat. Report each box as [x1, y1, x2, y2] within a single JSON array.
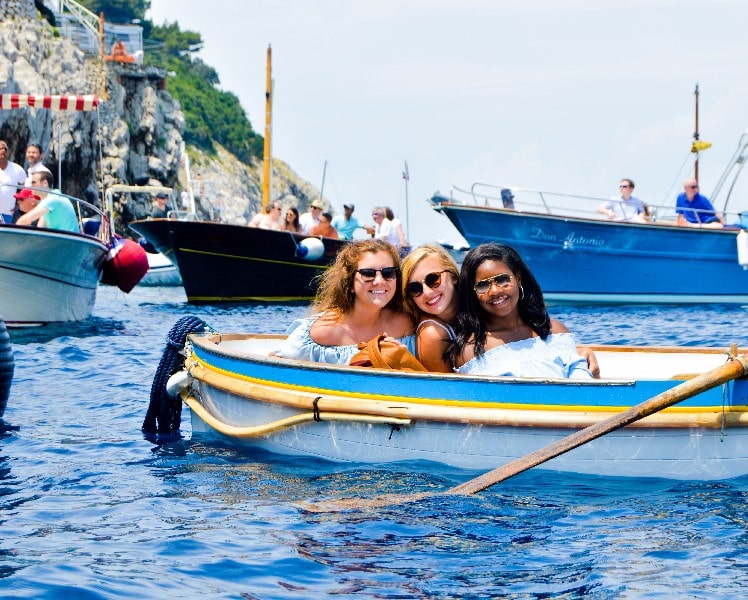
[[275, 238, 594, 378]]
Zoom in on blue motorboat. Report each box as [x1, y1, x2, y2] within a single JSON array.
[[430, 182, 748, 304]]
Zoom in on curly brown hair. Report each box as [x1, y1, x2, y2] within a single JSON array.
[[312, 239, 403, 316]]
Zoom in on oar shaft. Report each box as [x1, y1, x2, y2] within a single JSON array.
[[449, 356, 748, 496]]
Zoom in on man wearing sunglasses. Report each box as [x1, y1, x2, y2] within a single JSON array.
[[596, 178, 649, 223], [675, 178, 723, 227]]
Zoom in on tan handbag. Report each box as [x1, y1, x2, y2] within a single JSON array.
[[350, 334, 427, 372]]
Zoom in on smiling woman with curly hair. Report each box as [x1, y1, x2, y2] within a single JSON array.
[[273, 239, 414, 364]]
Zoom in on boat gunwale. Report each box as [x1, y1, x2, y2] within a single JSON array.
[[188, 333, 747, 387], [434, 200, 744, 237]]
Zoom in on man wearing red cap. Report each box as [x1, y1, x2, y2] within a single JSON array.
[[11, 188, 41, 225], [16, 171, 78, 232]]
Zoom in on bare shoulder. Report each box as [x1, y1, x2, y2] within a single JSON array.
[[549, 318, 570, 334], [384, 310, 415, 337], [309, 312, 344, 345], [417, 319, 453, 342]]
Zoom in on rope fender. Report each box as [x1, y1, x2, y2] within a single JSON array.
[[142, 315, 211, 436]]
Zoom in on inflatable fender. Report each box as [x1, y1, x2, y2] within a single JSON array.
[[101, 237, 150, 293], [296, 237, 325, 261]]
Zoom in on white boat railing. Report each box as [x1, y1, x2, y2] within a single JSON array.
[[439, 183, 748, 228]]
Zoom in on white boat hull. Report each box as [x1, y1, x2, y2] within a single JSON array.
[[139, 252, 182, 287], [189, 384, 748, 480], [0, 226, 107, 325]]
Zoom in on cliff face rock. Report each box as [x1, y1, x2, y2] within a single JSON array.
[[0, 0, 325, 233], [186, 145, 325, 225]]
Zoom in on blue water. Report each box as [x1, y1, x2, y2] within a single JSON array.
[[2, 286, 748, 598]]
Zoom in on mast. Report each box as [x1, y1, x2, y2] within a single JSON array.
[[261, 45, 272, 210], [693, 82, 699, 183], [318, 160, 327, 203], [403, 161, 410, 243]]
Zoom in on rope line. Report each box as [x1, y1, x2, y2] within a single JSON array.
[[142, 315, 212, 436]]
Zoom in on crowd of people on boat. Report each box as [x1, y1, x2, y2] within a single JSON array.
[[248, 198, 411, 252], [597, 176, 725, 227], [0, 140, 78, 232], [272, 238, 599, 379]]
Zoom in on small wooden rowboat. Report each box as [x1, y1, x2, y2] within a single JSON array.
[[156, 327, 748, 481]]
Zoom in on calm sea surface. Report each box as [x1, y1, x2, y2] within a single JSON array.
[[2, 285, 748, 599]]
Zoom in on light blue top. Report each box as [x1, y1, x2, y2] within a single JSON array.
[[40, 190, 79, 232], [602, 195, 646, 221], [274, 315, 416, 365], [330, 214, 362, 240], [456, 333, 593, 379]]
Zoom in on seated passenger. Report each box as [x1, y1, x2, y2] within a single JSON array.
[[309, 211, 339, 238], [16, 171, 79, 232], [11, 188, 41, 226], [273, 239, 415, 364], [675, 178, 723, 227], [248, 202, 282, 230], [596, 178, 648, 223], [451, 242, 593, 379]]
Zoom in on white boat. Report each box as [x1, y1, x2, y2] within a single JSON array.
[[0, 201, 110, 326], [145, 321, 748, 482], [139, 251, 182, 287]]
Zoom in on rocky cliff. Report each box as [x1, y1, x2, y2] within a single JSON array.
[[0, 0, 323, 233]]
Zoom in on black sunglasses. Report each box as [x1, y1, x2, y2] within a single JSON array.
[[405, 270, 450, 297], [474, 273, 513, 294], [356, 267, 399, 282]]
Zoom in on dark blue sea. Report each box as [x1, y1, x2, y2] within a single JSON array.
[[2, 285, 748, 599]]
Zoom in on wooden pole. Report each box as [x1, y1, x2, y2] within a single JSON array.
[[261, 45, 272, 210]]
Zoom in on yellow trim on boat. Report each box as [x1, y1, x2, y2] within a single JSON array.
[[184, 359, 748, 429]]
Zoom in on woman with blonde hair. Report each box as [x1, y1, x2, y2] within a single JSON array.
[[400, 244, 460, 372], [274, 239, 414, 364]]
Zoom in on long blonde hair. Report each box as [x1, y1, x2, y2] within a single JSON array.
[[312, 239, 403, 316], [400, 244, 459, 321]]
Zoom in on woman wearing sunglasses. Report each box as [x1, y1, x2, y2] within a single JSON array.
[[273, 239, 415, 364], [401, 244, 461, 372], [451, 243, 592, 379]]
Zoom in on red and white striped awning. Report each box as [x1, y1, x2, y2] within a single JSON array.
[[0, 94, 99, 111]]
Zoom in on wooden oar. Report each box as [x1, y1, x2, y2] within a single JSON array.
[[302, 354, 747, 513]]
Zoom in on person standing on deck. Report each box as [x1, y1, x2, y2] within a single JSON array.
[[331, 204, 362, 240], [0, 140, 27, 223], [23, 143, 52, 187]]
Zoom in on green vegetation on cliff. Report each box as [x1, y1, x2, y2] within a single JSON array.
[[79, 0, 263, 164]]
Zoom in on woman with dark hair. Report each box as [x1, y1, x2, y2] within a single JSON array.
[[273, 239, 414, 364], [452, 242, 592, 378], [282, 206, 301, 233]]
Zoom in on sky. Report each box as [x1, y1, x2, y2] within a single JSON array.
[[147, 0, 748, 246]]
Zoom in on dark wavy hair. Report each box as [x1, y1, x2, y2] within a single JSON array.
[[453, 242, 550, 360], [312, 239, 403, 316]]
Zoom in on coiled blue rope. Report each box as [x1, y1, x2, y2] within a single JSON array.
[[142, 315, 211, 436]]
